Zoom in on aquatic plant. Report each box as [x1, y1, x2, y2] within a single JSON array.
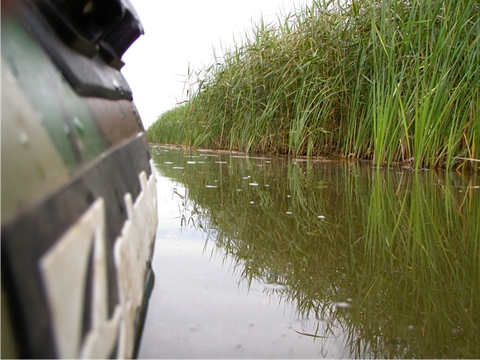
[[148, 0, 479, 170], [147, 104, 189, 145]]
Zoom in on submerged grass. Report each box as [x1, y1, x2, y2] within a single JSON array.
[[148, 0, 479, 170]]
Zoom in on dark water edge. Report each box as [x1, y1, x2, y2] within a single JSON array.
[[139, 144, 479, 359]]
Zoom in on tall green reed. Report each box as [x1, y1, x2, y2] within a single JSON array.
[[148, 0, 479, 170]]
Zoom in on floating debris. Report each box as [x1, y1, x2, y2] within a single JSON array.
[[249, 182, 259, 186], [331, 301, 352, 310], [205, 185, 218, 189], [317, 215, 326, 220], [336, 302, 351, 309], [263, 282, 289, 292]]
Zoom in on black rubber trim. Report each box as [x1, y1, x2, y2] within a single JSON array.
[[21, 3, 133, 100]]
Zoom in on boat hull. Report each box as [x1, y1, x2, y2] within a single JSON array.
[[1, 1, 158, 357]]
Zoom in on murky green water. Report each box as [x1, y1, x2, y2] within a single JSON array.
[[139, 144, 479, 359]]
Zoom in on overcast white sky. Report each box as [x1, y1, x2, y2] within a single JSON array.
[[122, 0, 310, 128]]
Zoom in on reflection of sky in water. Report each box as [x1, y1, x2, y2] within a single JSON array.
[[139, 175, 348, 358]]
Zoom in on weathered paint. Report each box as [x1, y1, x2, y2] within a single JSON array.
[[40, 162, 157, 358], [114, 162, 158, 358], [2, 15, 92, 169], [1, 60, 70, 223], [86, 98, 144, 146]]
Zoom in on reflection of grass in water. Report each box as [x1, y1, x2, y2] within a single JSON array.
[[152, 147, 479, 358], [361, 170, 480, 358]]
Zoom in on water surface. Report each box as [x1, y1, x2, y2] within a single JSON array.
[[139, 145, 479, 359]]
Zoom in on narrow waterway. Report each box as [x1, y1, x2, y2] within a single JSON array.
[[139, 145, 479, 359]]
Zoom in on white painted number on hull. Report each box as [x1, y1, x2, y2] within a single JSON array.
[[40, 161, 158, 359]]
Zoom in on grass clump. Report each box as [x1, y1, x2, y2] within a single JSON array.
[[148, 0, 479, 170], [147, 104, 189, 145]]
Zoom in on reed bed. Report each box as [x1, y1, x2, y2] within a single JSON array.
[[148, 0, 479, 170]]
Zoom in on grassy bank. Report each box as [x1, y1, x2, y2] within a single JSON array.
[[148, 0, 479, 170]]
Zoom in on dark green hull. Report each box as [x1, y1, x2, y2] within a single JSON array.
[[1, 0, 157, 357]]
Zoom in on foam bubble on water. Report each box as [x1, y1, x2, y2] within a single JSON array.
[[332, 301, 352, 310], [337, 302, 351, 309], [263, 282, 289, 292]]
